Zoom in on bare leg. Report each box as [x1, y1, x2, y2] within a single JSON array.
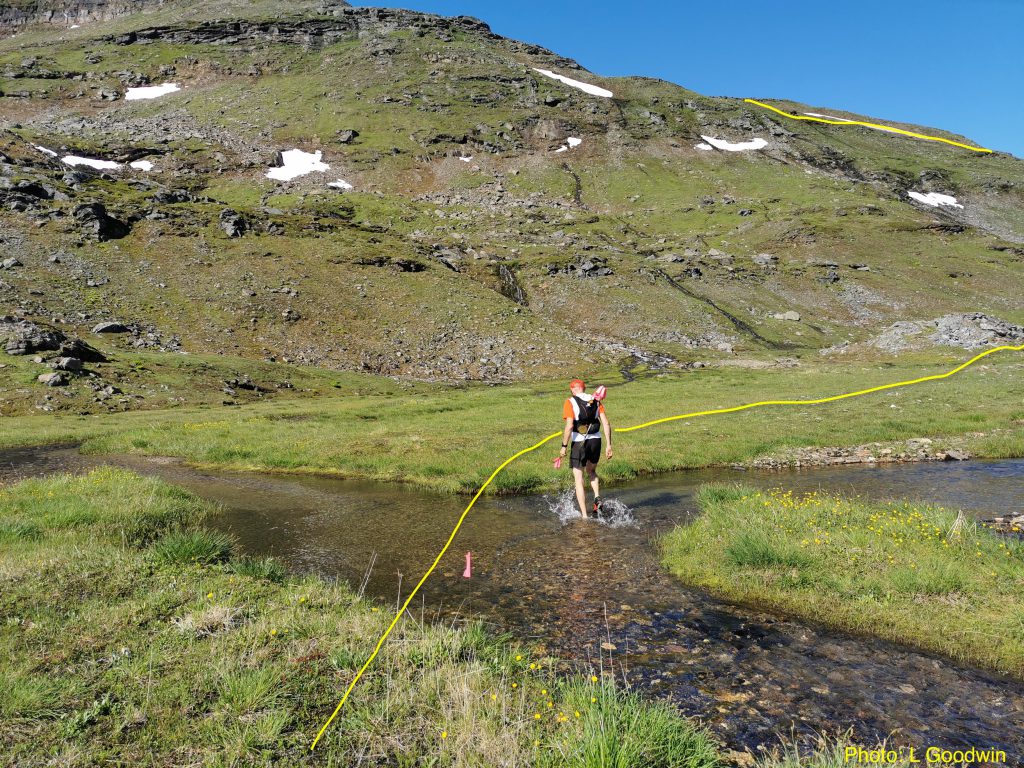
[[572, 467, 588, 518], [587, 463, 600, 501]]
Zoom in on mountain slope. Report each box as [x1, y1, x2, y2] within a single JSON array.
[[1, 0, 1022, 407]]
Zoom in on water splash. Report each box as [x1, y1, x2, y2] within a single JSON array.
[[545, 489, 636, 528], [598, 497, 636, 528]]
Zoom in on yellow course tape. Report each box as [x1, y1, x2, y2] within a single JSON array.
[[743, 98, 993, 154], [310, 343, 1023, 750]]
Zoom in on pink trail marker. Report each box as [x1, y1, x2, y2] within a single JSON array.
[[463, 551, 472, 578], [553, 456, 562, 469]]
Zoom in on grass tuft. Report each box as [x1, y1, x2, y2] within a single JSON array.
[[151, 528, 235, 565], [227, 555, 286, 583]]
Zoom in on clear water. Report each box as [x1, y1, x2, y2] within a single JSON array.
[[4, 446, 1023, 756]]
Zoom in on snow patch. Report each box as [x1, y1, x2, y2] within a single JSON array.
[[129, 160, 154, 171], [700, 135, 768, 152], [532, 67, 613, 98], [34, 145, 58, 157], [908, 191, 963, 209], [266, 149, 330, 181], [694, 142, 713, 151], [124, 82, 180, 101], [70, 24, 80, 29], [554, 136, 582, 153], [458, 155, 473, 162], [804, 111, 848, 121], [327, 179, 353, 190], [62, 155, 121, 170]]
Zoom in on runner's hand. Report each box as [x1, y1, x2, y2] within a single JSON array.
[[606, 446, 613, 459], [559, 446, 567, 456]]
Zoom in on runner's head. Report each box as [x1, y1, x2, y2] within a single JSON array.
[[569, 378, 585, 395]]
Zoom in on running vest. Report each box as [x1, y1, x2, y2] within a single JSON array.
[[572, 395, 601, 436]]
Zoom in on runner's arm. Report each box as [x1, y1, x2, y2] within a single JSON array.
[[599, 411, 613, 457], [560, 417, 573, 455]]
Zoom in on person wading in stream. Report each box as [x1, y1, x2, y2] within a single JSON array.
[[559, 379, 612, 519]]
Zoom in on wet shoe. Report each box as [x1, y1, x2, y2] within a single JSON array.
[[593, 496, 603, 516]]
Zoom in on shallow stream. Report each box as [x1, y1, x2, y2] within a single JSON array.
[[4, 446, 1022, 756]]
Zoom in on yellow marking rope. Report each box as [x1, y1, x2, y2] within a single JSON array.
[[311, 343, 1022, 750], [744, 98, 993, 154]]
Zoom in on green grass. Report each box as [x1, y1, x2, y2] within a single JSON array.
[[2, 354, 1020, 495], [662, 484, 1024, 677], [0, 467, 729, 766]]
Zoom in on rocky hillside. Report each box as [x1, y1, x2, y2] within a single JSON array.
[[1, 0, 1022, 404]]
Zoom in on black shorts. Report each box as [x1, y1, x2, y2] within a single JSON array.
[[570, 438, 601, 469]]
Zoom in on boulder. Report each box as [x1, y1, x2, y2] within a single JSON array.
[[335, 129, 359, 144], [773, 311, 801, 322], [59, 337, 106, 362], [152, 189, 194, 204], [74, 203, 129, 241], [37, 371, 68, 386], [219, 209, 247, 238], [91, 321, 129, 334], [0, 257, 22, 269], [13, 180, 54, 199], [52, 356, 83, 371]]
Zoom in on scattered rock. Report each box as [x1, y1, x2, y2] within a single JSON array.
[[867, 313, 1024, 353], [335, 129, 359, 144], [944, 449, 968, 461], [0, 257, 22, 269], [1, 318, 66, 355]]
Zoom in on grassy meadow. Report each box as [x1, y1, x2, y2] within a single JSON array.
[[662, 484, 1024, 677], [1, 352, 1022, 495]]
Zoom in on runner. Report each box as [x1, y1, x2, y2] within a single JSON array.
[[558, 379, 612, 518]]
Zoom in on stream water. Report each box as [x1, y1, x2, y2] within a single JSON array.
[[3, 446, 1022, 758]]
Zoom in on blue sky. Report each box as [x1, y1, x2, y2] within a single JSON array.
[[354, 0, 1024, 157]]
